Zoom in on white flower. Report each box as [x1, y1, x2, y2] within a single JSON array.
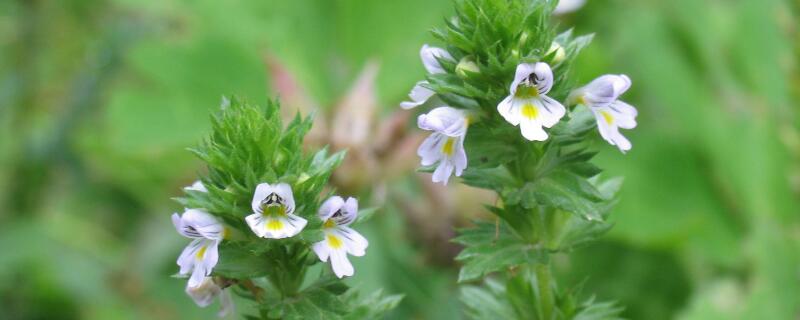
[[245, 183, 307, 239], [185, 180, 208, 192], [497, 62, 566, 141], [186, 277, 235, 318], [569, 74, 637, 152], [173, 209, 225, 288], [417, 106, 469, 185], [312, 196, 368, 278], [400, 44, 455, 109], [553, 0, 586, 15]]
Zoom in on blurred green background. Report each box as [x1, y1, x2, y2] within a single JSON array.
[[1, 0, 798, 319]]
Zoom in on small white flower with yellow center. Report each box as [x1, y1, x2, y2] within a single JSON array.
[[312, 196, 368, 278], [246, 182, 307, 239], [497, 62, 566, 141], [186, 277, 235, 317], [173, 209, 225, 288], [569, 74, 637, 152], [400, 44, 455, 109], [417, 106, 469, 185]]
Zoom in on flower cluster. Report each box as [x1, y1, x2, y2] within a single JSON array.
[[173, 180, 369, 315], [402, 45, 638, 184]]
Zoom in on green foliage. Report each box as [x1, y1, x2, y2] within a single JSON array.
[[415, 0, 627, 318], [462, 274, 624, 320], [173, 97, 398, 318], [453, 221, 544, 282]]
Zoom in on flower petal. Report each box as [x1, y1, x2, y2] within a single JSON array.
[[537, 96, 566, 128], [531, 62, 554, 94], [338, 197, 358, 226], [420, 44, 453, 74], [273, 183, 296, 213], [178, 238, 205, 275], [610, 100, 638, 129], [180, 209, 224, 240], [578, 74, 631, 107], [497, 96, 520, 126], [318, 196, 345, 221], [217, 288, 235, 317], [553, 0, 586, 15], [186, 277, 221, 307], [261, 214, 307, 239], [245, 213, 266, 238], [184, 180, 208, 192], [432, 159, 455, 185], [417, 133, 445, 166], [400, 81, 435, 109], [518, 103, 548, 141], [417, 106, 468, 137], [312, 240, 331, 262], [453, 136, 467, 176], [330, 250, 354, 278], [338, 226, 368, 257], [201, 240, 220, 275], [510, 63, 537, 95], [251, 183, 274, 213]]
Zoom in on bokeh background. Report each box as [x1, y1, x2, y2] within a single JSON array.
[[1, 0, 798, 319]]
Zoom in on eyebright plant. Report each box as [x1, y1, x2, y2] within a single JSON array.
[[402, 0, 637, 319], [172, 97, 401, 319]]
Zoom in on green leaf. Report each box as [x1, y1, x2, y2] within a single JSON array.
[[343, 289, 404, 320], [279, 287, 349, 320], [454, 221, 544, 282], [213, 243, 270, 279], [524, 170, 606, 221], [460, 279, 516, 320], [461, 165, 519, 191], [353, 206, 380, 225]]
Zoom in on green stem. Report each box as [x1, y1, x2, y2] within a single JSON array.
[[535, 263, 554, 320]]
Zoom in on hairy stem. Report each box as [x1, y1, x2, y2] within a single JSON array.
[[535, 263, 554, 320]]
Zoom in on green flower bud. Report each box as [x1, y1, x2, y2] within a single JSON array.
[[546, 42, 566, 64], [456, 57, 480, 77]]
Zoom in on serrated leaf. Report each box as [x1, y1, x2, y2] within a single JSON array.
[[524, 170, 606, 221], [454, 221, 544, 282], [213, 243, 270, 278], [461, 280, 516, 320]]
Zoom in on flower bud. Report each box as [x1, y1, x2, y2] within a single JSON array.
[[546, 42, 566, 64], [456, 57, 480, 78]]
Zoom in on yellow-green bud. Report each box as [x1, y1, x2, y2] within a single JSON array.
[[456, 57, 480, 77], [546, 42, 566, 64]]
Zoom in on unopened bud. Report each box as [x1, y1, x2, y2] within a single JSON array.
[[456, 57, 480, 77], [546, 42, 566, 64]]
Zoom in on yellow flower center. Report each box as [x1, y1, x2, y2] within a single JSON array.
[[575, 95, 586, 106], [521, 103, 539, 120], [196, 245, 207, 259], [266, 219, 284, 231], [327, 234, 343, 249], [441, 138, 456, 156], [600, 111, 614, 124], [323, 219, 336, 229], [515, 85, 540, 98]]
